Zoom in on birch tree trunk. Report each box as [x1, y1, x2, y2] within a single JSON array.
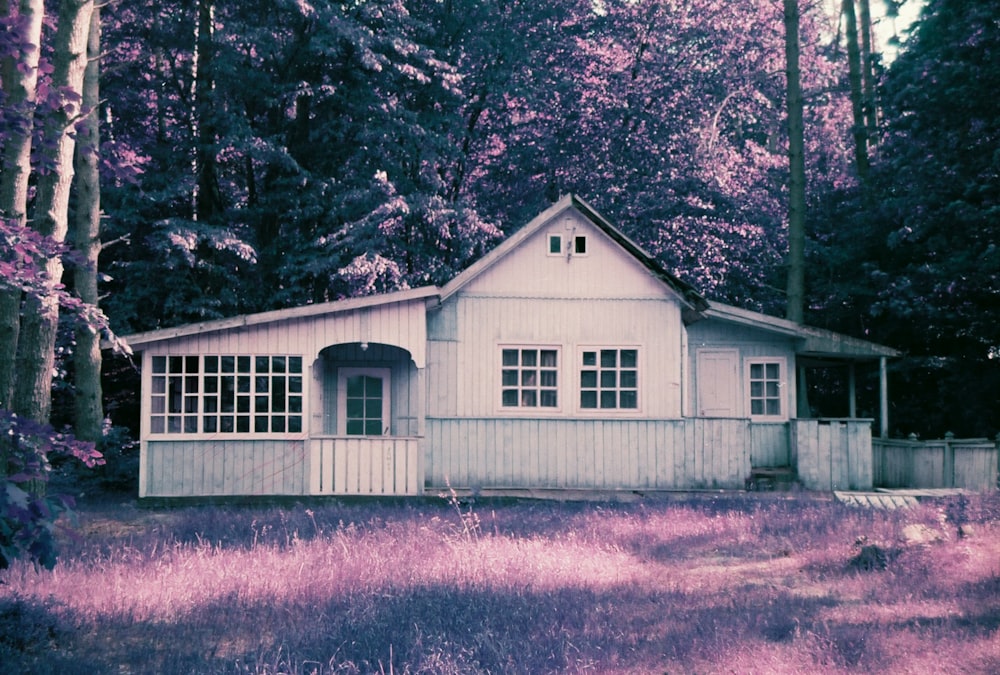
[[0, 0, 44, 412], [13, 0, 94, 424], [783, 0, 806, 324], [71, 6, 102, 442]]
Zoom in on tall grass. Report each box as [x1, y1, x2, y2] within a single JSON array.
[[1, 493, 999, 674]]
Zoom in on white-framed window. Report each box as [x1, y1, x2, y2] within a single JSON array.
[[546, 233, 588, 256], [150, 354, 304, 435], [338, 367, 391, 436], [501, 347, 559, 409], [746, 358, 786, 420], [580, 348, 638, 410]]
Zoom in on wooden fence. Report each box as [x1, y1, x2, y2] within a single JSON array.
[[792, 419, 874, 491], [873, 434, 999, 491]]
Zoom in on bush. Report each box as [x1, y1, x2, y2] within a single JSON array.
[[0, 410, 103, 569]]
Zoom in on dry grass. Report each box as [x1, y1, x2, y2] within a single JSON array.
[[1, 492, 999, 674]]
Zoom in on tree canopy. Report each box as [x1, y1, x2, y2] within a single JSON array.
[[1, 0, 996, 441]]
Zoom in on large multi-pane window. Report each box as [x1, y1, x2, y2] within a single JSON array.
[[747, 359, 783, 419], [150, 355, 303, 434], [580, 348, 638, 410], [501, 347, 559, 408]]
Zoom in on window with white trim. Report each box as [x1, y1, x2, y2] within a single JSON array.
[[150, 355, 303, 434], [580, 348, 638, 410], [747, 359, 784, 419], [546, 233, 588, 256], [501, 347, 559, 408]]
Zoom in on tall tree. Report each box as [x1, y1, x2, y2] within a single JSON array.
[[811, 0, 1000, 436], [13, 0, 94, 424], [784, 0, 806, 323], [842, 0, 870, 179], [0, 0, 44, 410], [71, 5, 102, 442]]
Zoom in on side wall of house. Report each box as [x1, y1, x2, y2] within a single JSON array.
[[686, 319, 798, 468]]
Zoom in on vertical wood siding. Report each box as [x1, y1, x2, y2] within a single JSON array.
[[427, 295, 684, 419], [309, 437, 421, 495], [144, 439, 308, 496], [750, 424, 791, 467], [793, 419, 873, 490], [426, 417, 752, 490]]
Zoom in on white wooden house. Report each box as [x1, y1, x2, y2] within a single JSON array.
[[123, 195, 899, 498]]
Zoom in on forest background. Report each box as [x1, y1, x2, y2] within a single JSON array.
[[1, 0, 998, 459]]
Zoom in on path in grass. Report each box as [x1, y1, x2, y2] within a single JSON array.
[[2, 492, 999, 674]]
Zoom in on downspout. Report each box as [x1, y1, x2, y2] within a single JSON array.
[[879, 356, 889, 438]]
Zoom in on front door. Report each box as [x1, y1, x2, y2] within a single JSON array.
[[338, 367, 391, 436]]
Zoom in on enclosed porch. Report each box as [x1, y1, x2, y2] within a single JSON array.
[[309, 341, 424, 496]]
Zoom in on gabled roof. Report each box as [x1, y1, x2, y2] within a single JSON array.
[[703, 301, 900, 360], [438, 194, 709, 312], [121, 286, 439, 348]]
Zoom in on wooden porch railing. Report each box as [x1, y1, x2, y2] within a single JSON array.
[[873, 433, 999, 491], [793, 418, 874, 491], [309, 436, 422, 495]]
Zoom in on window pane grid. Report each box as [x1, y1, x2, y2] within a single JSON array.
[[151, 355, 303, 434], [749, 360, 782, 418], [580, 348, 638, 410], [501, 348, 558, 408]]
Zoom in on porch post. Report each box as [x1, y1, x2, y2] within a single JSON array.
[[848, 363, 857, 418], [879, 356, 888, 438]]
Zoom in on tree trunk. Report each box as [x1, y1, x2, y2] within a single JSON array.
[[0, 0, 44, 412], [12, 0, 95, 424], [783, 0, 806, 324], [843, 0, 870, 180], [194, 0, 222, 222], [72, 6, 102, 443], [857, 0, 878, 146]]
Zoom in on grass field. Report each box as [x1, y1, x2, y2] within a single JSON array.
[[1, 490, 999, 674]]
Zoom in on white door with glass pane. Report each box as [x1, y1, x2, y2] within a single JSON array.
[[338, 368, 390, 436]]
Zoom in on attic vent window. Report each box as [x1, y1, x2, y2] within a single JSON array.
[[547, 233, 588, 256], [548, 234, 562, 255]]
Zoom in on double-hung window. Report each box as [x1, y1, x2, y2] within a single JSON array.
[[580, 348, 638, 410], [746, 358, 785, 420], [501, 347, 559, 408]]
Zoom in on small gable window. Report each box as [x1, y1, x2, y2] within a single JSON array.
[[547, 233, 588, 256]]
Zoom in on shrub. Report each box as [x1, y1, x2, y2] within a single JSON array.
[[0, 410, 103, 569]]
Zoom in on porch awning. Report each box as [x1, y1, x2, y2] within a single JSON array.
[[703, 302, 899, 361]]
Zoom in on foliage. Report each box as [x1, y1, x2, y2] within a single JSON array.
[[0, 410, 103, 570], [1, 495, 999, 672], [810, 0, 1000, 437]]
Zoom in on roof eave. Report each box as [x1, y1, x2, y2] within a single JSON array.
[[117, 285, 440, 349], [704, 301, 899, 360]]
